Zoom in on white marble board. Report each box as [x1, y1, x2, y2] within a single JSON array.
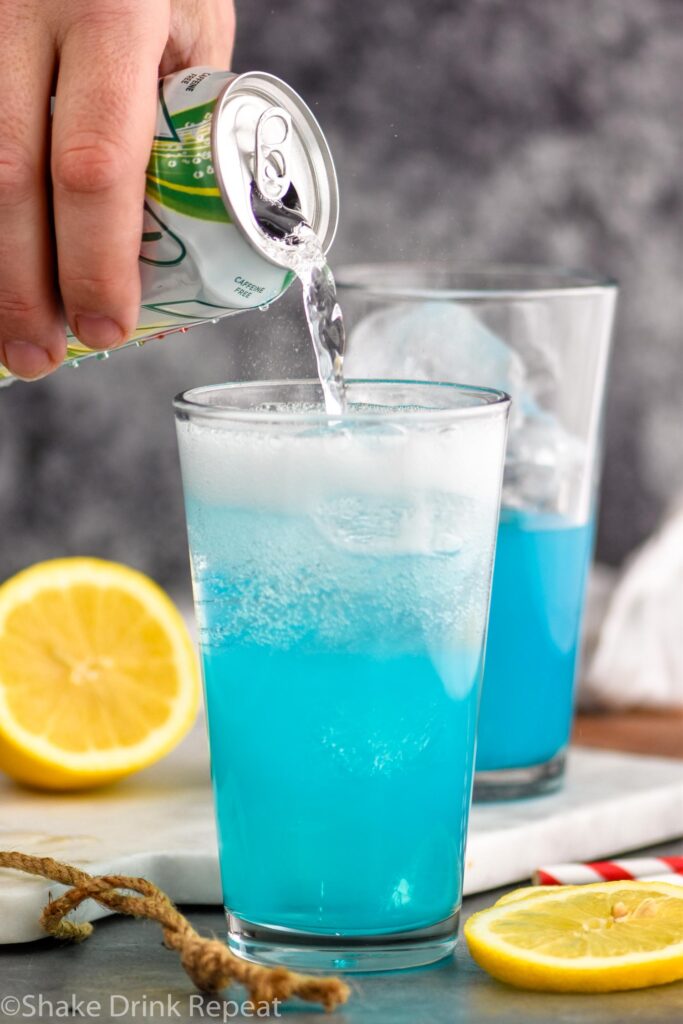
[[1, 721, 682, 944]]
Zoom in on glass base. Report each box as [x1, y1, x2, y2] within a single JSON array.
[[473, 751, 566, 801], [225, 911, 459, 973]]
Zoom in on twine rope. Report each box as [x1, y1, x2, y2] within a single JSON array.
[[0, 851, 350, 1012]]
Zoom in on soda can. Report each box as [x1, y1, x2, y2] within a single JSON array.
[[0, 67, 338, 383]]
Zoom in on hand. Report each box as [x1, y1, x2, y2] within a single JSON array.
[[0, 0, 235, 380]]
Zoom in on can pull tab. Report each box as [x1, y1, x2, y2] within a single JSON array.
[[254, 106, 292, 203]]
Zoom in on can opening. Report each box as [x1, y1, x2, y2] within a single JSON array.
[[213, 70, 338, 267], [250, 182, 308, 241]]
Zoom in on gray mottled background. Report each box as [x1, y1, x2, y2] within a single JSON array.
[[0, 0, 681, 599]]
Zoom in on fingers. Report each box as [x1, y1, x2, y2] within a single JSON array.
[[160, 0, 236, 76], [0, 0, 232, 380], [51, 2, 169, 351], [0, 9, 65, 380]]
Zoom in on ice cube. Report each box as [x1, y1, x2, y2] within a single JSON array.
[[312, 495, 412, 556], [344, 301, 527, 412], [320, 698, 444, 778], [503, 408, 587, 515], [345, 301, 588, 517], [312, 492, 481, 558]]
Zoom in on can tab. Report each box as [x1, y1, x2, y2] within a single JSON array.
[[254, 107, 292, 203]]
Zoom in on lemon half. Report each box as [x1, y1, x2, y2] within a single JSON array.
[[465, 880, 683, 992], [0, 558, 200, 789]]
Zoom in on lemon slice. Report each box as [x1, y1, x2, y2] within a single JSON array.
[[465, 881, 683, 992], [0, 559, 200, 790], [494, 884, 579, 906]]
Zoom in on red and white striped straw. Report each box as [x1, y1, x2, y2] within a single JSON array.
[[533, 856, 683, 886]]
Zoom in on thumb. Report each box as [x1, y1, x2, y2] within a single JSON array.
[[160, 0, 236, 76]]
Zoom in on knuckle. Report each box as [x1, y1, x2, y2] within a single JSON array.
[[75, 3, 156, 50], [78, 2, 139, 28], [59, 269, 129, 309], [0, 144, 36, 206], [53, 134, 121, 195], [61, 270, 119, 291], [0, 289, 45, 320], [0, 289, 64, 355]]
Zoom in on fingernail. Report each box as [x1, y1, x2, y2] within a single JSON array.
[[0, 340, 53, 380], [74, 314, 124, 350]]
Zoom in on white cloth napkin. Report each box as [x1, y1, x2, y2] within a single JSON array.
[[581, 499, 683, 709]]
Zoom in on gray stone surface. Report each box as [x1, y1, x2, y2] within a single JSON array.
[[0, 0, 681, 593], [1, 840, 682, 1023]]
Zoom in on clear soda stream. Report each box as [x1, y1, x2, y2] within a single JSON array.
[[253, 191, 346, 415], [293, 229, 346, 416]]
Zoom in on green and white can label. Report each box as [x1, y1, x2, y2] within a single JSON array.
[[0, 67, 337, 381]]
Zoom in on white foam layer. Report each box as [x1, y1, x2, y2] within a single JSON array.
[[176, 413, 507, 514]]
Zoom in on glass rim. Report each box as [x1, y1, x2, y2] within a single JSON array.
[[334, 261, 618, 301], [173, 378, 510, 426]]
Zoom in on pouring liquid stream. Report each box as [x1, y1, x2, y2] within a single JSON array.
[[252, 190, 346, 415], [296, 231, 346, 416]]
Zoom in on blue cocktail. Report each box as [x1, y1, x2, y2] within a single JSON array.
[[476, 509, 594, 774], [337, 263, 617, 797], [175, 379, 509, 971]]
